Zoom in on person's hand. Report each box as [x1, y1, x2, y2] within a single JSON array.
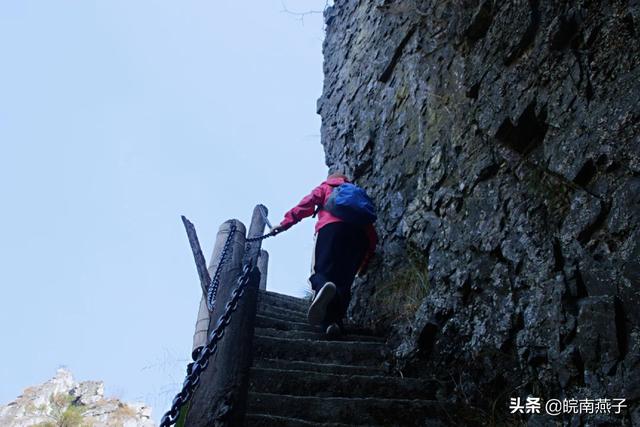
[[271, 225, 285, 235], [356, 266, 367, 278]]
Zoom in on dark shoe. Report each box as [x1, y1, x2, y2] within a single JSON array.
[[307, 282, 336, 326], [325, 323, 341, 337]]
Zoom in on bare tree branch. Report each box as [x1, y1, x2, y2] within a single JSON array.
[[281, 0, 329, 25]]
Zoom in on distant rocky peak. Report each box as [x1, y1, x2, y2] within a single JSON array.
[[0, 368, 153, 427]]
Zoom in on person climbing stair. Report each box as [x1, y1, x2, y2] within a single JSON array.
[[271, 172, 377, 336]]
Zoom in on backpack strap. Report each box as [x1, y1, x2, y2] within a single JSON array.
[[313, 182, 341, 218]]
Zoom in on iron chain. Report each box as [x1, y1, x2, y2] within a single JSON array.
[[207, 224, 274, 310], [206, 223, 238, 310], [245, 231, 276, 242], [160, 221, 278, 426], [159, 263, 255, 427]]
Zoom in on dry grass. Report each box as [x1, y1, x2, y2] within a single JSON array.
[[107, 402, 137, 426], [372, 244, 430, 323]]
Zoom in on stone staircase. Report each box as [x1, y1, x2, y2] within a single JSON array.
[[243, 290, 451, 426]]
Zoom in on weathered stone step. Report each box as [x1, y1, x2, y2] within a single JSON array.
[[255, 314, 319, 333], [246, 393, 450, 426], [249, 367, 436, 400], [258, 290, 308, 305], [253, 335, 386, 366], [257, 300, 307, 317], [255, 314, 381, 337], [254, 327, 384, 343], [259, 290, 306, 302], [257, 305, 308, 322], [253, 358, 387, 376], [244, 413, 354, 427], [257, 291, 309, 312]]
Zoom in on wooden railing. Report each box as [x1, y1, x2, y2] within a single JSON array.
[[183, 205, 270, 427]]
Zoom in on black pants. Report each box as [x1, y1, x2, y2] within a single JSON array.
[[309, 222, 368, 325]]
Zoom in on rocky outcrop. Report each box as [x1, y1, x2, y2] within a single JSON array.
[[0, 368, 154, 427], [318, 0, 639, 424]]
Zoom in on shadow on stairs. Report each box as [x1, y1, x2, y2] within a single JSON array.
[[244, 290, 452, 427]]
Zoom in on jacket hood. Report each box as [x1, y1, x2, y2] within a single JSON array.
[[325, 176, 349, 186]]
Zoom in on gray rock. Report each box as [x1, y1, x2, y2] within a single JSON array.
[[0, 368, 154, 427], [318, 0, 639, 424]]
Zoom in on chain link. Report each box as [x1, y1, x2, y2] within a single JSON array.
[[245, 232, 275, 242], [206, 223, 237, 311], [159, 263, 255, 427], [207, 224, 274, 309]]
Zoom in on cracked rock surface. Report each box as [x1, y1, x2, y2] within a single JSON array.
[[318, 0, 639, 424]]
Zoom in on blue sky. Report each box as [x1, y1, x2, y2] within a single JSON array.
[[0, 0, 328, 420]]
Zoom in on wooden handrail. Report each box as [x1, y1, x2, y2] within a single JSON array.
[[185, 205, 268, 427]]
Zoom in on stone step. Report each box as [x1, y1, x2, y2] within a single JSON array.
[[259, 290, 306, 301], [246, 393, 450, 426], [258, 290, 308, 304], [248, 367, 436, 400], [255, 314, 381, 337], [255, 314, 319, 333], [257, 291, 310, 312], [254, 327, 384, 343], [253, 358, 387, 376], [257, 305, 308, 323], [244, 413, 354, 427], [252, 335, 387, 366], [257, 300, 308, 317]]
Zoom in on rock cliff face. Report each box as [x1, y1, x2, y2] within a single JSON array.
[[0, 369, 154, 427], [318, 0, 639, 424]]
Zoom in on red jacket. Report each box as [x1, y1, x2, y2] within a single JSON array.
[[279, 176, 378, 271]]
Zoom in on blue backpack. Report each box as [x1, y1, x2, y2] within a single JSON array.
[[323, 183, 377, 225]]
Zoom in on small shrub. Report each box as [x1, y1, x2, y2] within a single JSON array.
[[32, 393, 89, 427]]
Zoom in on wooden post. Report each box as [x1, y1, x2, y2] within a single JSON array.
[[205, 220, 247, 309], [182, 216, 214, 357], [188, 217, 244, 358], [257, 250, 269, 291], [185, 206, 267, 427], [181, 216, 211, 296], [185, 219, 246, 427], [244, 204, 269, 263], [192, 295, 209, 358]]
